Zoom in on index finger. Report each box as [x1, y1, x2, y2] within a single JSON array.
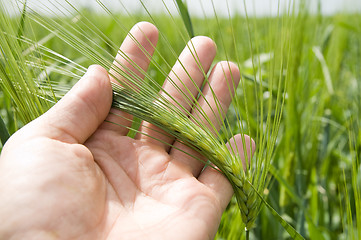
[[99, 22, 159, 135]]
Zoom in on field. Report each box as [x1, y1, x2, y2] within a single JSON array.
[[1, 0, 360, 239]]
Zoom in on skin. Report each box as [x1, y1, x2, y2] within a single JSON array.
[[0, 22, 254, 240]]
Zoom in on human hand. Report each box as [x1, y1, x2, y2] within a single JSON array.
[[0, 22, 254, 240]]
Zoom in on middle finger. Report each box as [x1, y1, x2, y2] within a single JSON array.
[[137, 36, 217, 151]]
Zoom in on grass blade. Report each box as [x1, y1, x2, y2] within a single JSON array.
[[175, 0, 194, 38], [16, 0, 27, 46], [0, 115, 10, 146], [250, 181, 305, 240]]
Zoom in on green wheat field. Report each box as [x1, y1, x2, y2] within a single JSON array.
[[1, 0, 360, 239]]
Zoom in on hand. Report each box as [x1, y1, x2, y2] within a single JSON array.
[[0, 22, 254, 240]]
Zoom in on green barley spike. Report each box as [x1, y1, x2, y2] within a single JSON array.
[[112, 83, 306, 240], [112, 83, 260, 232]]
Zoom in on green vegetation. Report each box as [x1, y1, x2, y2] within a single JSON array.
[[1, 0, 360, 239]]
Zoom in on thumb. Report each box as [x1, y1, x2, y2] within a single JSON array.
[[35, 65, 112, 143]]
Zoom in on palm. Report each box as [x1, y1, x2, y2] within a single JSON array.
[[0, 130, 222, 240], [85, 130, 223, 239]]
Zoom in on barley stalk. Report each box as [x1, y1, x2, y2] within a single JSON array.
[[112, 83, 260, 230]]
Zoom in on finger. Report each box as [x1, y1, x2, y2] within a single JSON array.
[[138, 36, 217, 150], [100, 22, 159, 135], [170, 62, 240, 177], [32, 65, 112, 144], [198, 134, 256, 211]]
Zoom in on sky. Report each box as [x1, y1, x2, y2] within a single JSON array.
[[3, 0, 361, 17]]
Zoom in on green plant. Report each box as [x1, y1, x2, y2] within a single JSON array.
[[0, 0, 360, 239]]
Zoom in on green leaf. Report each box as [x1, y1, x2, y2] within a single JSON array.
[[0, 115, 10, 146], [306, 216, 326, 240], [175, 0, 194, 38], [249, 181, 306, 240], [17, 0, 28, 46]]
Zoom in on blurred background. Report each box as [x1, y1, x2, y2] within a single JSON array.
[[3, 0, 361, 16]]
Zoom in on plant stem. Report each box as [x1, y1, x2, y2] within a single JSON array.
[[246, 228, 250, 240]]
